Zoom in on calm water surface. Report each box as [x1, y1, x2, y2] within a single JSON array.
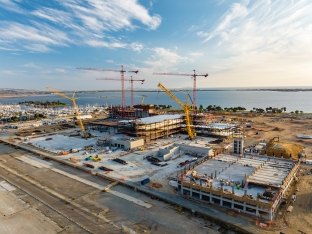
[[1, 90, 311, 113]]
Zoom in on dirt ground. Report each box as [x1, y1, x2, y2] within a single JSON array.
[[214, 113, 312, 233], [275, 165, 312, 234], [217, 113, 312, 160]]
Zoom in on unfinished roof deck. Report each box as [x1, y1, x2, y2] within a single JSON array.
[[136, 114, 183, 124], [183, 154, 296, 202]]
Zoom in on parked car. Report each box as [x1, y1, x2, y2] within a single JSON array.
[[83, 163, 94, 168], [98, 166, 113, 171], [112, 158, 128, 165]]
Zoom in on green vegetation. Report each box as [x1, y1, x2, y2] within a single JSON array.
[[291, 110, 304, 114], [205, 105, 246, 112], [154, 104, 172, 110], [1, 113, 46, 123], [19, 100, 66, 107]]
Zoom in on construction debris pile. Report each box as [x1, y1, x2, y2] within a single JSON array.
[[261, 137, 303, 160]]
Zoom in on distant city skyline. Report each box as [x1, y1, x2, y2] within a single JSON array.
[[0, 0, 311, 90]]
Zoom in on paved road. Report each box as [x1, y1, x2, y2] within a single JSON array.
[[0, 142, 225, 234], [0, 162, 121, 233]]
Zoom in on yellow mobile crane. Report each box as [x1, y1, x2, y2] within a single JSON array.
[[47, 87, 88, 138], [157, 83, 196, 140]]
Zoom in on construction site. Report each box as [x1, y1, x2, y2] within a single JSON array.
[[0, 66, 311, 234], [178, 153, 299, 220]]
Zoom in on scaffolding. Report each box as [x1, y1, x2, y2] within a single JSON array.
[[118, 115, 184, 144]]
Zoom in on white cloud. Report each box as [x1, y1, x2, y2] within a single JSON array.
[[197, 0, 312, 87], [22, 63, 40, 69], [0, 22, 71, 52], [31, 7, 72, 25], [85, 39, 127, 48], [130, 42, 144, 52], [145, 47, 189, 71], [0, 0, 24, 13], [59, 0, 161, 32], [0, 0, 161, 52]]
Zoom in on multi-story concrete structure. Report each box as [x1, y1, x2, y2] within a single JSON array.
[[177, 154, 299, 220], [233, 136, 244, 155], [119, 114, 184, 144]]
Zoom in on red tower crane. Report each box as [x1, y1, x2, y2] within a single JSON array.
[[153, 70, 208, 113], [97, 76, 145, 108], [77, 65, 138, 115]]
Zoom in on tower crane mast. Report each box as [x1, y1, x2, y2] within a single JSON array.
[[97, 76, 144, 108], [157, 83, 196, 140], [154, 70, 208, 113], [77, 65, 138, 116]]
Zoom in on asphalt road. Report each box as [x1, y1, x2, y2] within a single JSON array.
[[0, 143, 225, 234]]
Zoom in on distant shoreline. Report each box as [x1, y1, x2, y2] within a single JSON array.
[[0, 88, 311, 99], [0, 93, 49, 99]]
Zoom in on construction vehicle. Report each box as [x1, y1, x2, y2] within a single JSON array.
[[47, 87, 89, 138], [85, 156, 93, 161], [157, 83, 196, 140], [92, 155, 101, 162]]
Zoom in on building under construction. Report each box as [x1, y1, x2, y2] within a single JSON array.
[[92, 111, 233, 144], [119, 114, 184, 144], [109, 105, 157, 119], [177, 154, 299, 220]]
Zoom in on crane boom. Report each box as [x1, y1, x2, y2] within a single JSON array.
[[157, 83, 196, 140], [47, 87, 71, 100], [78, 65, 138, 116], [158, 83, 185, 108], [47, 87, 87, 138], [96, 78, 144, 82]]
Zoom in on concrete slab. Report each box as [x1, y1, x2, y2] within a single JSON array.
[[17, 156, 51, 169], [0, 207, 62, 234], [0, 192, 28, 216], [184, 154, 295, 199], [28, 134, 97, 152], [0, 181, 16, 192], [51, 168, 152, 209]]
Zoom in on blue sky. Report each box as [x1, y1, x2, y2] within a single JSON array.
[[0, 0, 311, 90]]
